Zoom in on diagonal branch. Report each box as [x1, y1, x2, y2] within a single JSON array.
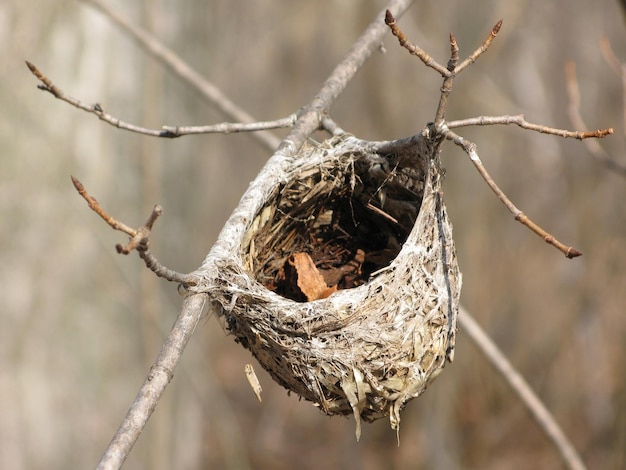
[[455, 20, 503, 73], [96, 292, 208, 470], [443, 130, 583, 258], [82, 0, 280, 151], [459, 308, 588, 470]]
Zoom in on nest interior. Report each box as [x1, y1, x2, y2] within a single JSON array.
[[215, 134, 461, 437], [250, 139, 428, 301]]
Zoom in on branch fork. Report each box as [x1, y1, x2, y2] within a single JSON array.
[[385, 10, 613, 258], [71, 175, 197, 285]]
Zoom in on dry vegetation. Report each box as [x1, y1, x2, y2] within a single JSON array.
[[2, 0, 625, 469]]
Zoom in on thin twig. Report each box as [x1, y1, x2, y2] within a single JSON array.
[[97, 293, 208, 470], [459, 307, 588, 470], [564, 62, 626, 177], [71, 176, 196, 284], [25, 61, 295, 139], [384, 10, 450, 76], [454, 20, 503, 74], [82, 0, 280, 151], [161, 116, 296, 136], [433, 33, 459, 125], [444, 130, 583, 258], [448, 113, 613, 139]]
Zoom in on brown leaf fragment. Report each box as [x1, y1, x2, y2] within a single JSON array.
[[283, 252, 337, 301]]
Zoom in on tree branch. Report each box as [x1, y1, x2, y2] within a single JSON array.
[[459, 307, 588, 470], [443, 130, 583, 258], [25, 61, 296, 139], [96, 293, 208, 470]]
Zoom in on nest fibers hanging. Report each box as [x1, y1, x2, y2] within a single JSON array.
[[196, 130, 461, 439]]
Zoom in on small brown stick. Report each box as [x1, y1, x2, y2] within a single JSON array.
[[448, 113, 614, 140], [433, 33, 460, 125], [384, 10, 449, 76], [26, 61, 294, 139], [454, 20, 503, 74], [444, 130, 583, 258], [71, 176, 196, 284]]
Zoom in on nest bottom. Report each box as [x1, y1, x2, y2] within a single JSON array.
[[210, 135, 461, 438]]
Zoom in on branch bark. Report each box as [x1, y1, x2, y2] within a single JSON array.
[[97, 293, 208, 470]]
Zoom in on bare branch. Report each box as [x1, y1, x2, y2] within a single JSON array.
[[384, 10, 450, 76], [444, 130, 583, 258], [459, 308, 588, 470], [71, 176, 196, 284], [433, 33, 459, 125], [160, 115, 297, 136], [71, 175, 136, 236], [26, 61, 295, 139], [96, 293, 208, 470], [448, 113, 614, 139], [454, 20, 503, 73], [82, 0, 280, 151]]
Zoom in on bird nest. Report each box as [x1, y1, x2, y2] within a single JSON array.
[[208, 133, 461, 438]]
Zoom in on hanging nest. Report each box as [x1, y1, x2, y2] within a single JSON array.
[[205, 132, 461, 438]]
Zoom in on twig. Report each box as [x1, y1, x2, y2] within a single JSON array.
[[459, 307, 588, 470], [386, 12, 503, 126], [25, 61, 295, 139], [563, 61, 626, 177], [448, 113, 613, 139], [433, 32, 459, 125], [386, 13, 614, 258], [384, 10, 449, 76], [96, 292, 208, 470], [71, 176, 196, 285], [82, 0, 280, 152], [444, 129, 583, 258], [454, 20, 503, 73]]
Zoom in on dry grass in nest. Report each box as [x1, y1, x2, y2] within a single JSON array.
[[211, 133, 461, 439]]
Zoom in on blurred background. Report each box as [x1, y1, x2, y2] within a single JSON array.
[[2, 0, 625, 468]]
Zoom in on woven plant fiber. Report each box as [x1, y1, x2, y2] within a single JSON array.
[[200, 131, 461, 438]]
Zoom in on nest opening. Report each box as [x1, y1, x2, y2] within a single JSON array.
[[243, 141, 427, 302]]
